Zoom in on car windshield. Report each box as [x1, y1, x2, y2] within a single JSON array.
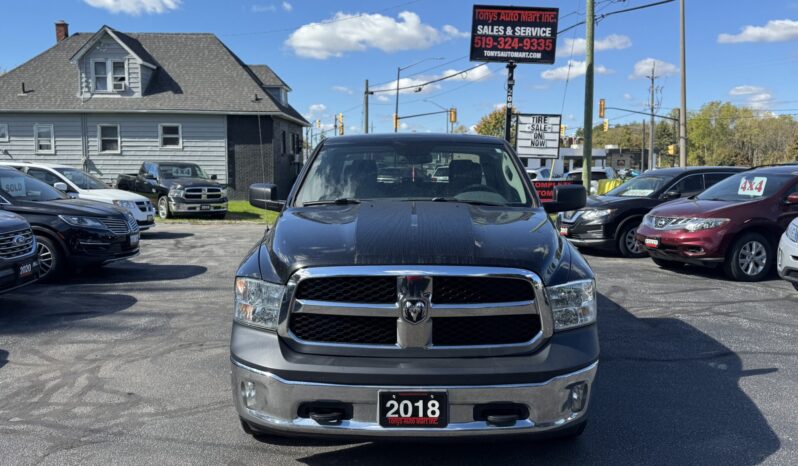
[[294, 142, 532, 207], [606, 175, 669, 197], [0, 169, 66, 202], [158, 164, 208, 179], [696, 172, 794, 202], [55, 168, 108, 190]]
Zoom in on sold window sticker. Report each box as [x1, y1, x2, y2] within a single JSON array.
[[0, 176, 26, 197], [738, 177, 767, 197]]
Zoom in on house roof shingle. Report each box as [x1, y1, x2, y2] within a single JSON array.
[[0, 29, 308, 126]]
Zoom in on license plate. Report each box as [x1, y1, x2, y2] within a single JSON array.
[[130, 233, 140, 247], [644, 238, 659, 248], [378, 391, 448, 428], [147, 215, 154, 222], [200, 204, 211, 211], [18, 262, 33, 278], [559, 226, 569, 236]]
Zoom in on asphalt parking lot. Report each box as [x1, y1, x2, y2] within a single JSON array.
[[1, 223, 797, 465]]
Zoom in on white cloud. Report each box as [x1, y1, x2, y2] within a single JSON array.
[[438, 64, 492, 82], [729, 85, 766, 96], [376, 94, 390, 102], [541, 60, 611, 81], [83, 0, 180, 15], [729, 85, 773, 110], [370, 64, 492, 96], [629, 58, 678, 79], [718, 19, 798, 43], [282, 1, 292, 12], [442, 24, 469, 39], [623, 93, 634, 101], [305, 103, 327, 119], [559, 34, 631, 56], [332, 85, 353, 95], [286, 11, 443, 59], [251, 4, 276, 13]]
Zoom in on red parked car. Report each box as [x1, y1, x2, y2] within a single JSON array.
[[636, 165, 798, 281]]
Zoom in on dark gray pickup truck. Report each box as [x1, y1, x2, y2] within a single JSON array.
[[116, 162, 227, 219], [231, 133, 598, 440]]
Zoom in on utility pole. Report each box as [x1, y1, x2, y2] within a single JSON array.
[[679, 0, 688, 167], [648, 62, 656, 170], [364, 80, 370, 134], [641, 120, 646, 172], [504, 62, 516, 142], [581, 0, 595, 191], [394, 67, 400, 133]]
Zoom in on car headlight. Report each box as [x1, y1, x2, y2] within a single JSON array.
[[787, 220, 798, 243], [546, 279, 597, 331], [683, 218, 729, 232], [234, 278, 285, 331], [580, 209, 614, 221], [113, 200, 137, 210], [58, 215, 106, 229]]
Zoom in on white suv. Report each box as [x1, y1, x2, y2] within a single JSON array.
[[778, 218, 798, 291], [0, 161, 156, 230]]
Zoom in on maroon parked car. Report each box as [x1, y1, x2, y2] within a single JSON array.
[[636, 165, 798, 281]]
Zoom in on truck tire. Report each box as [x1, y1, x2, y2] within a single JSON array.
[[36, 235, 65, 283], [724, 232, 772, 282], [651, 257, 684, 270], [617, 221, 647, 258], [157, 196, 172, 219]]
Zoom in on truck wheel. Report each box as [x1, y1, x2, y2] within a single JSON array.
[[651, 257, 684, 270], [724, 233, 772, 282], [157, 196, 172, 219], [617, 222, 647, 258], [36, 235, 65, 283]]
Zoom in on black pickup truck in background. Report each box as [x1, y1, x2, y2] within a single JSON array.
[[116, 162, 227, 219]]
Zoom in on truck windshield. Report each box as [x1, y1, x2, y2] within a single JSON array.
[[158, 164, 208, 179], [606, 175, 668, 197], [696, 172, 794, 202], [55, 168, 108, 190], [294, 142, 532, 207], [0, 168, 66, 202]]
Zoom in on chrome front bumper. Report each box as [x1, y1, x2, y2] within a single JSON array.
[[168, 201, 227, 213], [231, 359, 598, 438]]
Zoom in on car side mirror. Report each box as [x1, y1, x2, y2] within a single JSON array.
[[249, 183, 284, 212], [786, 193, 798, 204], [53, 182, 68, 192], [544, 184, 587, 213], [662, 190, 680, 200], [210, 174, 218, 181]]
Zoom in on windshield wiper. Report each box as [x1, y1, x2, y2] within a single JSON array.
[[302, 198, 362, 207], [430, 197, 505, 206]]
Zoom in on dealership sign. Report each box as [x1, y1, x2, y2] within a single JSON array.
[[533, 180, 576, 203], [515, 113, 561, 159], [470, 5, 559, 64]]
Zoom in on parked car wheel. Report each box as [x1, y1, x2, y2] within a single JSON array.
[[724, 233, 772, 282], [157, 196, 171, 219], [36, 235, 64, 282], [651, 257, 684, 270], [617, 222, 647, 258]]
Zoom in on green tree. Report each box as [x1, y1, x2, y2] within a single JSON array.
[[451, 124, 469, 134], [474, 106, 515, 138]]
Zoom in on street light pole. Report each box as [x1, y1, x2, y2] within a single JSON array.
[[394, 57, 445, 133], [679, 0, 688, 167], [424, 99, 451, 133]]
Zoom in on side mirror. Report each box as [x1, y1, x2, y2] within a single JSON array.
[[786, 193, 798, 204], [662, 190, 680, 200], [210, 174, 218, 181], [53, 182, 68, 192], [544, 184, 587, 213], [249, 183, 284, 212]]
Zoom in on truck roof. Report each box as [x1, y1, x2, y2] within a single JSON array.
[[322, 133, 507, 146]]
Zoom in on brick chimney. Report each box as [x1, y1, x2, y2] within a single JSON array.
[[55, 20, 69, 43]]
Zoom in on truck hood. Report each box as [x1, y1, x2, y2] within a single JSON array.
[[261, 201, 573, 284], [649, 197, 760, 218], [161, 178, 223, 189], [79, 189, 149, 203]]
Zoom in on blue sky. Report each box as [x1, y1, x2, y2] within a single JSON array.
[[3, 0, 798, 135]]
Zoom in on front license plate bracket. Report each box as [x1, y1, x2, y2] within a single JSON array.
[[378, 391, 448, 428]]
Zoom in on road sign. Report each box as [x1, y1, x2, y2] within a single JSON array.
[[515, 113, 561, 159], [470, 5, 559, 64]]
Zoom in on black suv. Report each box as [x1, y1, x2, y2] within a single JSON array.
[[0, 167, 140, 281], [0, 210, 39, 294], [558, 166, 743, 257], [231, 134, 596, 440]]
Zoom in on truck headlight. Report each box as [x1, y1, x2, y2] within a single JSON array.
[[169, 188, 184, 198], [58, 215, 106, 229], [787, 220, 798, 243], [683, 218, 729, 232], [580, 209, 614, 221], [234, 278, 285, 331], [546, 279, 597, 331]]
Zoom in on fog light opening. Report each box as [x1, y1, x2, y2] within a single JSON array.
[[241, 380, 256, 408], [567, 382, 588, 413]]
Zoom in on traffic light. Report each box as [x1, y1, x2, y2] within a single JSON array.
[[449, 108, 457, 124], [603, 119, 609, 132], [315, 119, 321, 129], [393, 113, 399, 131], [337, 113, 344, 135], [559, 124, 566, 137], [598, 98, 606, 118], [668, 144, 677, 155]]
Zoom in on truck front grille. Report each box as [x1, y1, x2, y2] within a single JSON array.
[[290, 314, 397, 345], [432, 315, 540, 346], [296, 276, 396, 303], [185, 187, 223, 200]]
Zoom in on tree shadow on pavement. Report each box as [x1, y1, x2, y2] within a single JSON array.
[[72, 262, 207, 284], [0, 292, 137, 334], [141, 231, 194, 240], [291, 293, 781, 465]]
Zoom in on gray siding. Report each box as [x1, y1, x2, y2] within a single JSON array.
[[139, 65, 153, 93], [0, 113, 227, 183], [78, 35, 140, 97]]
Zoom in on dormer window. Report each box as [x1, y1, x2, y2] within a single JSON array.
[[92, 59, 127, 93]]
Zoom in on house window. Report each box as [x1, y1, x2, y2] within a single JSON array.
[[98, 124, 120, 153], [34, 124, 54, 154], [159, 124, 182, 148], [0, 124, 8, 142], [92, 59, 126, 93]]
